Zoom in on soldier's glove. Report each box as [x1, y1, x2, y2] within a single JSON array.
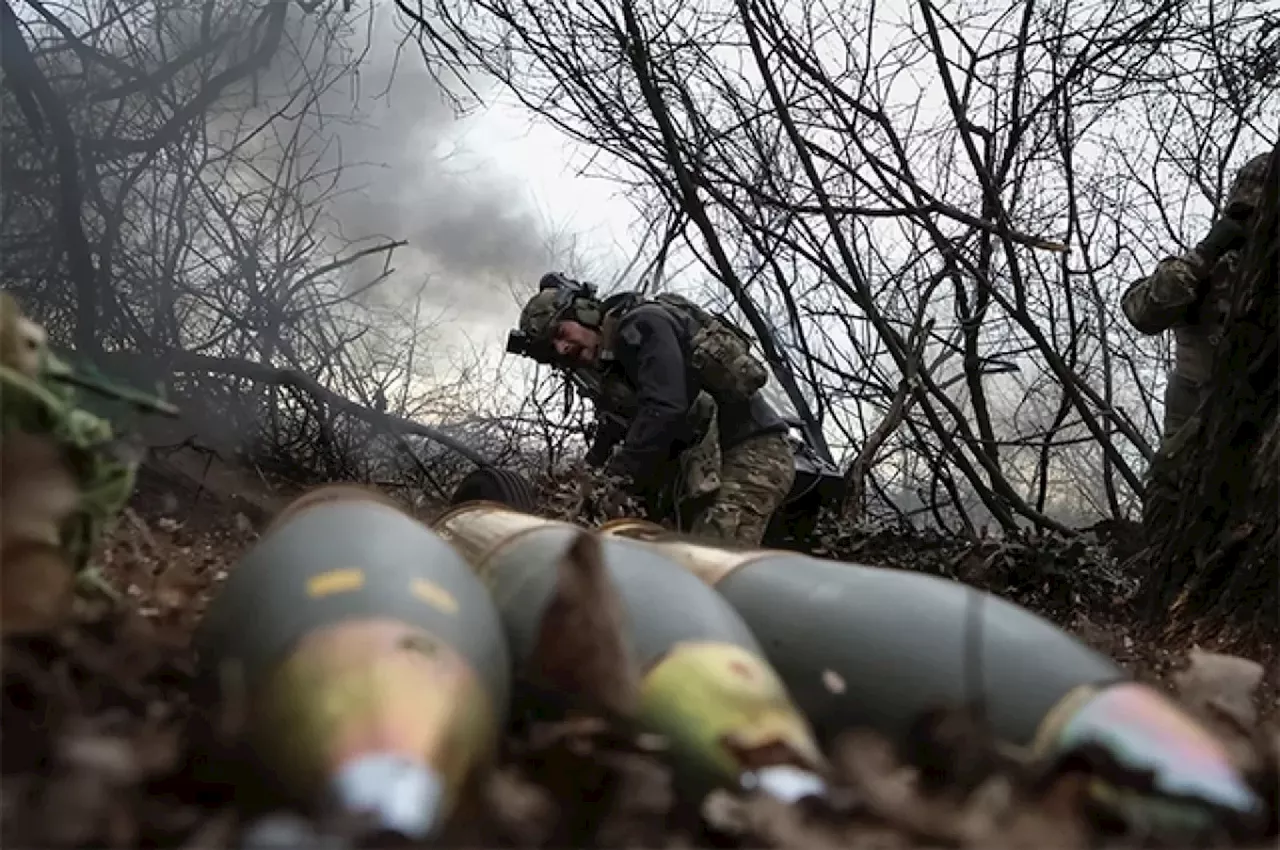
[[1194, 215, 1248, 267], [583, 439, 612, 468]]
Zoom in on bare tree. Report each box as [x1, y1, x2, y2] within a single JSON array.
[[1, 0, 532, 497], [398, 0, 1278, 533]]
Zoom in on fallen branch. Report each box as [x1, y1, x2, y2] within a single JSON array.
[[97, 349, 494, 468]]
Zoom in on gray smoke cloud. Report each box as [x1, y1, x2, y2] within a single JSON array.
[[238, 3, 556, 326]]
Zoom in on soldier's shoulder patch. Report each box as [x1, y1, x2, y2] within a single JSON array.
[[619, 319, 645, 347]]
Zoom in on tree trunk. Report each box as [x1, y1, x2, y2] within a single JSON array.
[[1137, 144, 1279, 653]]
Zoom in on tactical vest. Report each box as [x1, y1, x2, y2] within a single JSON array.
[[601, 291, 770, 406]]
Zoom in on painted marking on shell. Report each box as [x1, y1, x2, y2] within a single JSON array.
[[411, 578, 459, 614], [307, 568, 365, 598]]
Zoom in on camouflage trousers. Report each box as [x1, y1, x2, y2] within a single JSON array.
[[1141, 413, 1202, 536], [690, 431, 795, 547]]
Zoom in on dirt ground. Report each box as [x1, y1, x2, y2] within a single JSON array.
[[2, 469, 1277, 849]]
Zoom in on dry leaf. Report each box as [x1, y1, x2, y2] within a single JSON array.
[[701, 789, 750, 836], [995, 782, 1090, 850], [902, 703, 1004, 799], [737, 794, 836, 848], [836, 729, 964, 843], [39, 729, 147, 847], [481, 768, 557, 846], [179, 809, 237, 850]]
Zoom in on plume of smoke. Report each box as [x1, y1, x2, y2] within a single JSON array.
[[221, 3, 555, 325]]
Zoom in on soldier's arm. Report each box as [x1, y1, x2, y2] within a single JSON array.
[[584, 413, 627, 467], [1120, 257, 1204, 335], [1121, 212, 1250, 335], [606, 311, 690, 487]]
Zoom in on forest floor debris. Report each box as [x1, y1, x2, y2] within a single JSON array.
[[2, 473, 1277, 849]]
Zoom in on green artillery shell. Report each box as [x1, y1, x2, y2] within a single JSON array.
[[597, 522, 1123, 748], [195, 486, 511, 839], [433, 504, 828, 800]]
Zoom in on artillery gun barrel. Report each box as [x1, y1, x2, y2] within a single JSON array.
[[432, 502, 828, 803], [195, 486, 510, 841], [597, 519, 1263, 826]]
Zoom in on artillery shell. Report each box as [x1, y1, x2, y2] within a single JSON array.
[[605, 525, 1266, 831], [433, 503, 828, 799], [196, 486, 510, 839], [598, 525, 1123, 748]]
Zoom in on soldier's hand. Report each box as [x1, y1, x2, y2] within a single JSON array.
[[1195, 215, 1248, 265], [583, 442, 612, 468]]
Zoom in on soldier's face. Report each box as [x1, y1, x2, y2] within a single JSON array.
[[552, 320, 601, 365]]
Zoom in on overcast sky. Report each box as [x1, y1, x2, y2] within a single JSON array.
[[434, 98, 642, 338]]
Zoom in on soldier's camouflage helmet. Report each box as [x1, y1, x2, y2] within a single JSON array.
[[518, 272, 602, 339], [1225, 149, 1273, 218], [518, 288, 563, 339]]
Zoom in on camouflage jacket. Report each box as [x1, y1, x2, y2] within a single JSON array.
[[598, 292, 787, 444], [0, 294, 165, 633], [1120, 151, 1270, 445], [583, 363, 722, 506]]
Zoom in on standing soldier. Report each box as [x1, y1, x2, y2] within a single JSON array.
[[1121, 149, 1271, 519], [516, 273, 795, 547]]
